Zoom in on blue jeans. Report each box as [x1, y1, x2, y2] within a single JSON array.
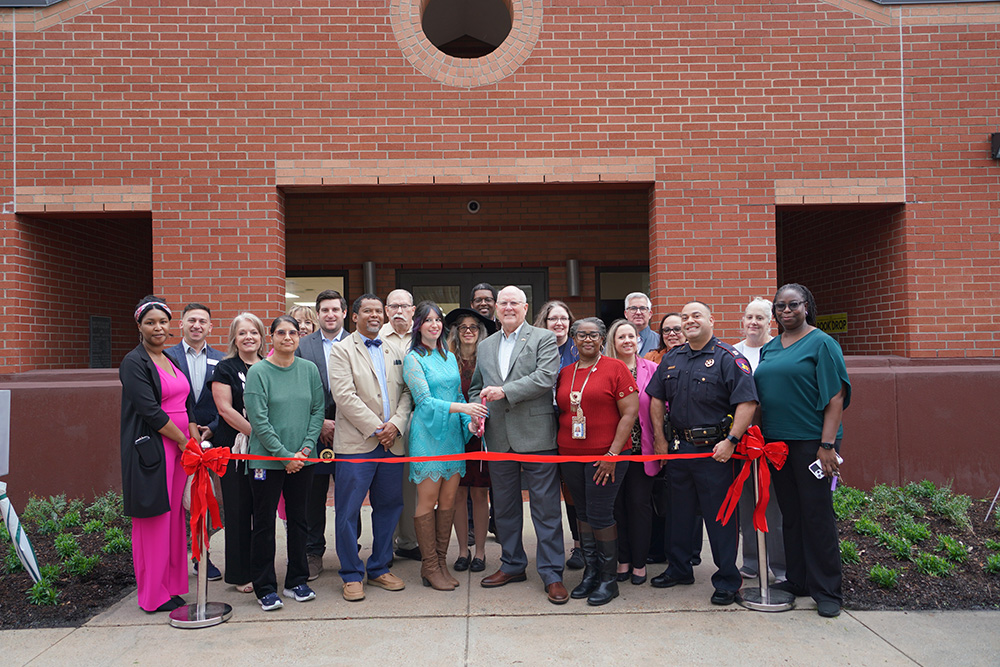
[[334, 446, 404, 582]]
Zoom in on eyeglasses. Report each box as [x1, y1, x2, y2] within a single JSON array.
[[273, 329, 299, 338], [472, 297, 495, 305], [661, 326, 683, 334], [625, 306, 650, 313], [574, 331, 602, 341], [774, 301, 804, 311], [546, 316, 569, 323], [457, 324, 479, 333], [497, 300, 524, 308], [386, 303, 412, 311]]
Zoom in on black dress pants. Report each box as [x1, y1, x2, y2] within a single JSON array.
[[249, 465, 315, 598], [613, 460, 654, 567], [220, 459, 254, 585]]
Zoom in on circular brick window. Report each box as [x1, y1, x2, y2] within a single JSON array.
[[390, 0, 542, 88]]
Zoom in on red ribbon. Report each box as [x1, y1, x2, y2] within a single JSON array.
[[179, 438, 230, 562], [715, 426, 787, 531], [227, 450, 719, 465]]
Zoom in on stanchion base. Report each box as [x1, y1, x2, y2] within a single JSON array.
[[169, 602, 233, 629], [738, 587, 795, 612]]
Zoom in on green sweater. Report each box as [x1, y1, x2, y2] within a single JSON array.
[[244, 358, 325, 470]]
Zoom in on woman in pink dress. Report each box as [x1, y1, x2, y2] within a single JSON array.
[[119, 296, 199, 613]]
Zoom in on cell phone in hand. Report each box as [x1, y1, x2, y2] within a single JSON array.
[[809, 453, 844, 479]]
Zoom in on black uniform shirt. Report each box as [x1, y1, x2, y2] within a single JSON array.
[[645, 336, 758, 431]]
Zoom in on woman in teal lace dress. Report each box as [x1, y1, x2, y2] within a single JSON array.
[[403, 301, 489, 591]]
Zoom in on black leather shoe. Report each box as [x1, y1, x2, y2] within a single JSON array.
[[454, 552, 471, 572], [470, 557, 486, 573], [616, 571, 630, 582], [771, 580, 809, 597], [394, 546, 422, 562], [817, 600, 842, 617], [650, 571, 695, 588], [631, 573, 647, 585], [710, 589, 739, 606], [689, 555, 702, 567]]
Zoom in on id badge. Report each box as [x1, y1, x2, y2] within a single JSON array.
[[571, 414, 587, 440], [253, 468, 266, 481]]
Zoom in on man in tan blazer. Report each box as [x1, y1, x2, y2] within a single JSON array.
[[329, 293, 413, 602]]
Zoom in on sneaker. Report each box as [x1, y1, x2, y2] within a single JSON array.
[[307, 554, 323, 581], [193, 558, 223, 582], [739, 567, 758, 579], [817, 600, 842, 618], [258, 592, 284, 611], [282, 584, 316, 602], [343, 581, 365, 602], [566, 547, 586, 570]]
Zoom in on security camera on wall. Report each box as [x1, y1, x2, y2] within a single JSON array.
[[467, 200, 480, 214]]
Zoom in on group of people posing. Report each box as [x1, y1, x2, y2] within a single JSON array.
[[119, 281, 850, 619]]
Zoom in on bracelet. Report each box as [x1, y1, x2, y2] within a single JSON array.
[[605, 449, 617, 457]]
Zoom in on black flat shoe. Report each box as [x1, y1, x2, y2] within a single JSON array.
[[454, 552, 471, 572], [148, 598, 182, 613], [616, 571, 630, 582], [631, 573, 647, 585], [470, 557, 486, 573]]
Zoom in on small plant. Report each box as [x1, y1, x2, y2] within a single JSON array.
[[103, 526, 131, 554], [54, 533, 80, 560], [869, 563, 899, 588], [27, 580, 59, 606], [868, 484, 901, 514], [0, 522, 8, 542], [832, 485, 867, 520], [985, 538, 1000, 552], [895, 515, 931, 543], [913, 552, 954, 577], [83, 519, 105, 534], [4, 544, 24, 573], [936, 535, 968, 563], [20, 495, 53, 525], [854, 515, 883, 537], [903, 479, 937, 499], [37, 518, 61, 536], [39, 563, 62, 583], [985, 554, 1000, 575], [60, 509, 82, 529], [929, 485, 972, 531], [879, 532, 914, 561], [65, 552, 100, 577], [994, 504, 1000, 532], [840, 539, 860, 564], [88, 491, 125, 525], [67, 497, 87, 516]]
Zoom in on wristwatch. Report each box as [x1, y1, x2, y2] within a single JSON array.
[[820, 442, 836, 450], [726, 434, 741, 446]]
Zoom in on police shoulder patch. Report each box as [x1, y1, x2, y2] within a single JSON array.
[[718, 341, 753, 376]]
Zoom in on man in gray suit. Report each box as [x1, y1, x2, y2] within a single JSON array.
[[469, 286, 568, 604]]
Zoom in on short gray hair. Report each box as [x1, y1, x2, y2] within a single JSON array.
[[569, 317, 607, 341], [624, 292, 651, 309], [745, 296, 772, 321]]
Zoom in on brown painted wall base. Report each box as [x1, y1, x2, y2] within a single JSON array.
[[1, 359, 998, 507]]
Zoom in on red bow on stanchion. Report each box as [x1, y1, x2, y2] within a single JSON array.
[[179, 439, 231, 562], [716, 426, 787, 531]]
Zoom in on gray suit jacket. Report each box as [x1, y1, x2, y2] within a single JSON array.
[[296, 328, 348, 420], [469, 323, 559, 453]]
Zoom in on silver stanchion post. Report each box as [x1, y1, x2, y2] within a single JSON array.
[[170, 491, 232, 628], [738, 458, 794, 612]]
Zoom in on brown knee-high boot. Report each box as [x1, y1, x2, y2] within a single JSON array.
[[414, 512, 454, 591], [435, 508, 460, 588]]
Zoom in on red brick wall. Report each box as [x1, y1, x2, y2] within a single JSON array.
[[778, 206, 907, 356], [2, 0, 999, 370], [11, 215, 153, 371], [286, 188, 650, 321]]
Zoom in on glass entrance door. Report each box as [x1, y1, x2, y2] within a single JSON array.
[[397, 269, 548, 322]]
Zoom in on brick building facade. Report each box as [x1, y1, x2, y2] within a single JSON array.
[[1, 0, 999, 499]]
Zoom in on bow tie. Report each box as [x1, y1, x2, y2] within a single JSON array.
[[364, 338, 382, 349]]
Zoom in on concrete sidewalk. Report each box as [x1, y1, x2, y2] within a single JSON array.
[[5, 505, 998, 666]]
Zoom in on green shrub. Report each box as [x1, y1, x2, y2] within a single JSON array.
[[88, 491, 125, 525], [27, 580, 59, 606], [37, 518, 61, 536], [60, 510, 82, 529], [0, 522, 8, 542], [994, 505, 1000, 532], [929, 486, 972, 531], [985, 554, 1000, 575], [869, 563, 899, 588], [103, 527, 131, 554], [54, 533, 79, 560], [895, 515, 931, 543], [39, 563, 61, 583], [902, 479, 937, 499], [4, 544, 25, 573], [985, 539, 1000, 552], [913, 552, 954, 577], [840, 539, 860, 564], [67, 498, 87, 516], [65, 552, 100, 577], [20, 495, 52, 525], [868, 484, 900, 513], [936, 535, 968, 563], [82, 519, 104, 534], [832, 486, 867, 521], [879, 532, 914, 561], [854, 515, 883, 537]]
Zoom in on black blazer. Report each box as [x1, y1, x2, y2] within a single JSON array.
[[119, 345, 196, 518], [296, 329, 347, 420], [165, 342, 224, 434]]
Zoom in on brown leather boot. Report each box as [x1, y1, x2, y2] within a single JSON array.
[[435, 508, 460, 588], [414, 513, 454, 591]]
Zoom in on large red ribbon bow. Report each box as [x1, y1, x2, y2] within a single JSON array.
[[179, 439, 230, 562], [715, 426, 787, 532]]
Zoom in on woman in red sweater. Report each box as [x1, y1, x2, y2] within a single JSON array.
[[556, 317, 638, 606]]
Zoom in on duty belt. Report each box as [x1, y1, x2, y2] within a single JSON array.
[[681, 425, 727, 446]]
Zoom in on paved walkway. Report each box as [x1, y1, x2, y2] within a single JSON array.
[[5, 506, 998, 666]]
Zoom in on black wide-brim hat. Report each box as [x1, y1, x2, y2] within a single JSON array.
[[445, 307, 497, 336]]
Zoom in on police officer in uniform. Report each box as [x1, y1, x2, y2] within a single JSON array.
[[645, 300, 758, 605]]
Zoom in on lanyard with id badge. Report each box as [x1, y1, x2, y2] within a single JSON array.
[[569, 358, 600, 440]]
